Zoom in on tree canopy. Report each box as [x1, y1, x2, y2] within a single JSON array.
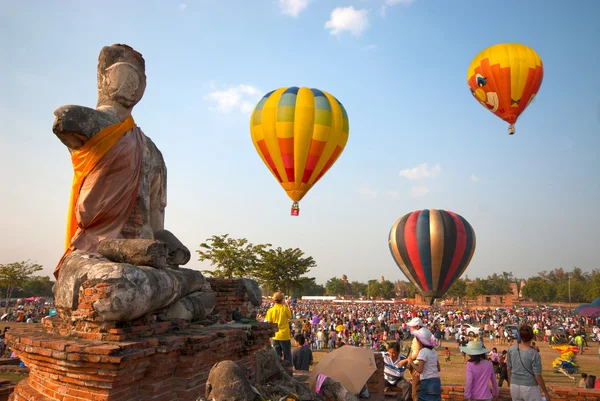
[[197, 235, 317, 296], [196, 234, 269, 279], [196, 236, 599, 302], [0, 261, 43, 311]]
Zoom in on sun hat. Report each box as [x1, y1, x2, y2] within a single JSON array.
[[460, 340, 490, 355], [407, 317, 423, 327], [413, 327, 434, 347], [272, 292, 284, 301]]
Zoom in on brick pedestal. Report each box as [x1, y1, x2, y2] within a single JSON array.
[[7, 321, 274, 401], [6, 277, 273, 401]]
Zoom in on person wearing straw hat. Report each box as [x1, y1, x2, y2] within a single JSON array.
[[460, 340, 499, 401], [265, 292, 293, 363]]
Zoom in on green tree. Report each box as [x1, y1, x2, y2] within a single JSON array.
[[349, 281, 368, 298], [522, 276, 554, 302], [14, 276, 54, 298], [395, 280, 417, 298], [325, 277, 348, 296], [446, 279, 467, 304], [196, 234, 269, 278], [254, 247, 316, 294], [486, 273, 511, 295], [367, 280, 381, 299], [379, 280, 397, 299], [289, 277, 325, 298], [466, 278, 487, 297], [588, 270, 600, 299], [0, 261, 43, 312]]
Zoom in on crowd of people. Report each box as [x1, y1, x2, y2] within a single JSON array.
[[259, 294, 600, 401]]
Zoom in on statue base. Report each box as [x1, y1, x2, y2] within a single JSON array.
[[7, 278, 272, 401], [7, 319, 274, 401]]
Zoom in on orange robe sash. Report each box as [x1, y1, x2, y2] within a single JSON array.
[[55, 116, 135, 278]]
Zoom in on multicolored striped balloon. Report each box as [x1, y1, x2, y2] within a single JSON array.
[[250, 87, 349, 214], [389, 209, 476, 303]]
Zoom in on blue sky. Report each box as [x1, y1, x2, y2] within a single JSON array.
[[1, 0, 599, 285]]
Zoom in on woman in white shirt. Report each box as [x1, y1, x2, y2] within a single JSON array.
[[407, 328, 442, 401]]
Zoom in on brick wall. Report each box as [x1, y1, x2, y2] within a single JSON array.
[[207, 278, 259, 322], [7, 322, 275, 401], [0, 381, 14, 401], [440, 385, 600, 401]]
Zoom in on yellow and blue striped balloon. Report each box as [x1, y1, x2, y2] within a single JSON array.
[[250, 87, 349, 208]]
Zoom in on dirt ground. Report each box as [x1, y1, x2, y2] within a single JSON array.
[[303, 341, 600, 388]]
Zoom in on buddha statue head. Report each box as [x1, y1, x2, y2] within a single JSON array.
[[97, 44, 146, 112]]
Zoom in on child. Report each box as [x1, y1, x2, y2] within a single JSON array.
[[579, 373, 588, 388], [460, 340, 499, 401], [292, 334, 313, 371], [498, 350, 509, 387], [444, 347, 451, 362]]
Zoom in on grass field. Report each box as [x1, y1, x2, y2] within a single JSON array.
[[304, 341, 600, 388]]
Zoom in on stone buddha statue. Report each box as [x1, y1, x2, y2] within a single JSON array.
[[51, 44, 214, 323], [53, 44, 190, 276]]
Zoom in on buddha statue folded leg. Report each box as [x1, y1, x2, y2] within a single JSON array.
[[54, 250, 215, 322]]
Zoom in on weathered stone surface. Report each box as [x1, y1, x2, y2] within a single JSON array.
[[207, 278, 263, 321], [154, 229, 191, 267], [97, 238, 168, 268], [205, 360, 262, 401], [54, 250, 210, 322], [164, 291, 216, 321], [53, 44, 192, 313], [53, 105, 118, 149], [253, 348, 316, 401], [318, 377, 359, 401], [240, 278, 262, 306]]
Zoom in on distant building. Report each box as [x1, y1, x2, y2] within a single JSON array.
[[509, 282, 519, 301], [519, 279, 527, 297], [475, 294, 513, 308]]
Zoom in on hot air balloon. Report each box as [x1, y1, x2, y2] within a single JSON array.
[[467, 43, 544, 135], [250, 87, 349, 215], [389, 209, 476, 305]]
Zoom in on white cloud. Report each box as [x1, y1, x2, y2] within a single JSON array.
[[470, 174, 480, 182], [279, 0, 310, 17], [206, 84, 262, 114], [359, 187, 378, 198], [399, 163, 441, 180], [411, 185, 429, 197], [364, 44, 377, 51], [178, 3, 187, 10], [381, 0, 415, 17], [325, 7, 369, 37]]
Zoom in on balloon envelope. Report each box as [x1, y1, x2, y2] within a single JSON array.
[[250, 87, 349, 206], [467, 43, 543, 134], [389, 209, 476, 303], [576, 306, 600, 318]]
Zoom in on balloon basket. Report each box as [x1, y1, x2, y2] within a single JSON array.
[[421, 292, 438, 306], [508, 125, 515, 135], [291, 202, 299, 216]]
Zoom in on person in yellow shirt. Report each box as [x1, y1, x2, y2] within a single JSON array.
[[265, 292, 292, 363]]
